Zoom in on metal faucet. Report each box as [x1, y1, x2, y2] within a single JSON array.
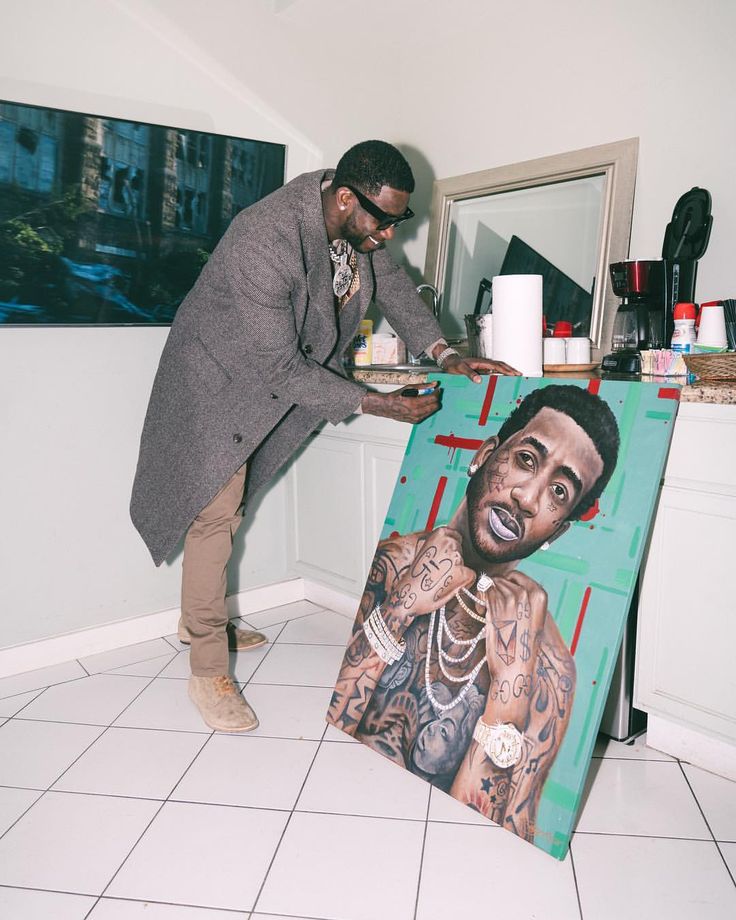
[[407, 284, 441, 365], [416, 283, 439, 319]]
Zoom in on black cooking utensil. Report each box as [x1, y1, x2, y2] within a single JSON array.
[[662, 187, 713, 262]]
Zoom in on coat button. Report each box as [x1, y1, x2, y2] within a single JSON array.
[[304, 344, 313, 354], [233, 433, 242, 444]]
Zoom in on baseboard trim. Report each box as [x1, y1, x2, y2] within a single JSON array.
[[227, 578, 305, 618], [302, 578, 360, 618], [0, 578, 305, 679], [647, 714, 736, 781]]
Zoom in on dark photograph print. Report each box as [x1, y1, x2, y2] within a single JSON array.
[[0, 100, 285, 325], [327, 377, 679, 858]]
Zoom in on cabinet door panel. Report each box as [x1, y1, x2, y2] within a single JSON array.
[[363, 442, 406, 573], [636, 486, 736, 741], [291, 436, 365, 593]]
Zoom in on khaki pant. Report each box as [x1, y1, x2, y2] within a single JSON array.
[[181, 464, 247, 676]]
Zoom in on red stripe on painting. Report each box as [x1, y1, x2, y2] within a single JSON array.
[[425, 476, 448, 530], [587, 379, 601, 396], [657, 387, 681, 401], [434, 435, 485, 451], [478, 375, 498, 426], [570, 586, 592, 656]]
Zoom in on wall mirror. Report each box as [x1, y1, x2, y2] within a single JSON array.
[[423, 138, 639, 356]]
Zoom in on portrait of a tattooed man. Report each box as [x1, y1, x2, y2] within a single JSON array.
[[327, 384, 620, 843]]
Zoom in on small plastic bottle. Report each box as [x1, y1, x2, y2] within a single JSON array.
[[352, 319, 373, 365], [670, 302, 697, 353]]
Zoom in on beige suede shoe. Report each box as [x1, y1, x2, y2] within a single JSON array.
[[188, 675, 259, 732], [177, 621, 268, 651]]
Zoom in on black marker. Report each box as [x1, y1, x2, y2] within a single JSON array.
[[402, 386, 436, 397]]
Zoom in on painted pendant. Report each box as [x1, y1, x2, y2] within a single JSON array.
[[333, 263, 354, 298]]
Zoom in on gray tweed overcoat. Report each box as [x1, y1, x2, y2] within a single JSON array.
[[130, 169, 443, 565]]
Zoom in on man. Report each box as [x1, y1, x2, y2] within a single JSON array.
[[327, 384, 620, 843], [130, 140, 516, 733]]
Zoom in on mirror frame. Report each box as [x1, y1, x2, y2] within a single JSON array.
[[423, 138, 639, 357]]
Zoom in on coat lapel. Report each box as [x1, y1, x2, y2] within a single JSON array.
[[301, 170, 375, 344], [353, 250, 375, 318], [303, 171, 337, 330]]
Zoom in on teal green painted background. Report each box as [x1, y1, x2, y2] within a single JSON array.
[[378, 375, 678, 859]]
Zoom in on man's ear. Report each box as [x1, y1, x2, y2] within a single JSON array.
[[335, 186, 354, 213], [470, 436, 499, 473]]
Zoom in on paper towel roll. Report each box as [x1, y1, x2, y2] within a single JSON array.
[[491, 274, 543, 376]]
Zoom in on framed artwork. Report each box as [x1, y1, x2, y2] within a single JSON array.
[[327, 374, 679, 859]]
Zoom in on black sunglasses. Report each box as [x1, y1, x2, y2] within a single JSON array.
[[344, 184, 414, 231]]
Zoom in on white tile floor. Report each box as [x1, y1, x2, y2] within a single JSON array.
[[0, 598, 734, 920]]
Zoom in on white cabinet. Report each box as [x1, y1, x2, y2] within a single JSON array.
[[635, 400, 736, 777], [290, 434, 365, 594], [288, 409, 410, 597]]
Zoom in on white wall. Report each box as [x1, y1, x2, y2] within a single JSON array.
[[2, 0, 735, 654], [0, 0, 325, 651], [188, 0, 733, 305]]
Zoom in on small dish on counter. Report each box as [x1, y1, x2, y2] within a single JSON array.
[[543, 362, 600, 373]]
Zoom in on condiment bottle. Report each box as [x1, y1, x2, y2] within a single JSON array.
[[352, 319, 373, 366], [670, 302, 697, 353]]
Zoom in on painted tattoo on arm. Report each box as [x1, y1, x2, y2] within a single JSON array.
[[328, 526, 473, 735], [327, 537, 417, 733], [449, 639, 576, 841]]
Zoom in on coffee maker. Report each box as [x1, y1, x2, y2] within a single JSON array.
[[602, 188, 713, 376]]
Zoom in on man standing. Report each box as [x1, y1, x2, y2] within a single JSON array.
[[327, 384, 620, 842], [131, 140, 516, 732]]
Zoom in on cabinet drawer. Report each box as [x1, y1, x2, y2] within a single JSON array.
[[665, 402, 736, 492]]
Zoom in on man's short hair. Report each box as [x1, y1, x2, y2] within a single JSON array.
[[333, 140, 415, 196], [496, 384, 620, 520]]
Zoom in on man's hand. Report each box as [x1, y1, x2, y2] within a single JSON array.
[[482, 571, 548, 729], [384, 526, 475, 624], [360, 382, 441, 423], [441, 353, 520, 382]]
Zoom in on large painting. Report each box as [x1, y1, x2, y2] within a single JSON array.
[[327, 375, 679, 859]]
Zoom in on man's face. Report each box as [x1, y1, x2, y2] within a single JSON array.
[[412, 714, 459, 774], [466, 407, 604, 564], [339, 185, 411, 253]]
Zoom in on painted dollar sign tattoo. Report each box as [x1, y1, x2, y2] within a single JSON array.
[[519, 629, 531, 663]]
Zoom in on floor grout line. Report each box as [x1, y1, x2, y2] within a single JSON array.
[[3, 603, 736, 917], [677, 760, 720, 843], [88, 717, 219, 912], [412, 786, 434, 920], [678, 760, 736, 889], [0, 788, 45, 845], [568, 839, 586, 920], [76, 659, 91, 677], [249, 706, 328, 916], [0, 671, 90, 699]]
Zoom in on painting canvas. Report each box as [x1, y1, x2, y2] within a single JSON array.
[[327, 374, 679, 859]]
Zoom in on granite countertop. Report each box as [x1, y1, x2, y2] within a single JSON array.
[[350, 367, 432, 385], [349, 366, 736, 405], [679, 379, 736, 404]]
